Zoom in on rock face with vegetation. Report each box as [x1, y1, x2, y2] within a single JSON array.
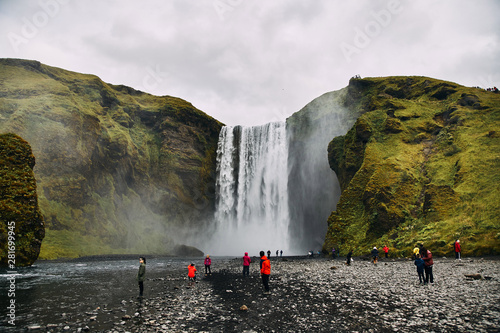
[[323, 76, 500, 257], [0, 59, 222, 259], [0, 133, 45, 266], [286, 88, 361, 250]]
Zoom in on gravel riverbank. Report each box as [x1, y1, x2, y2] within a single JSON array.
[[15, 256, 500, 332]]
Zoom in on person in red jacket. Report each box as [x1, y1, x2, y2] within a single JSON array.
[[454, 240, 461, 260], [421, 247, 434, 284], [260, 250, 271, 294], [383, 245, 389, 258], [243, 252, 251, 277], [188, 263, 197, 284]]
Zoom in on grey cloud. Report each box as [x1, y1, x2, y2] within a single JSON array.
[[1, 0, 499, 126]]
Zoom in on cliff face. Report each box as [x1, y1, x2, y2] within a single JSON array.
[[324, 76, 500, 256], [0, 133, 45, 266], [286, 88, 361, 250], [0, 59, 222, 259]]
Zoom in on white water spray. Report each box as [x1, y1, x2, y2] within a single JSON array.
[[210, 122, 290, 256]]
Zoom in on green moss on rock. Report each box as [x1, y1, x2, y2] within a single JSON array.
[[0, 59, 222, 259], [324, 76, 500, 257], [0, 133, 45, 266]]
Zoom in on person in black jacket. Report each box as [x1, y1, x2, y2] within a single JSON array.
[[137, 257, 146, 297], [371, 247, 379, 264], [346, 250, 353, 266]]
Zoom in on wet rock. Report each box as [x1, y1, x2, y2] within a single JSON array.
[[465, 273, 483, 280], [27, 325, 41, 330]]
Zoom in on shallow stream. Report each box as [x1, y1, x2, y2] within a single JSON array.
[[0, 256, 208, 331]]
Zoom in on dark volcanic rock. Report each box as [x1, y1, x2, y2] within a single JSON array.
[[172, 244, 204, 257]]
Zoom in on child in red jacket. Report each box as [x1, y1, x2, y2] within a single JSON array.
[[188, 263, 197, 284]]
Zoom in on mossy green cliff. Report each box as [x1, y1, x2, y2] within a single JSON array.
[[323, 76, 500, 257], [0, 133, 45, 266], [0, 59, 222, 259]]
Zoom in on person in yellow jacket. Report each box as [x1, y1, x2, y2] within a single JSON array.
[[259, 250, 271, 294], [413, 245, 420, 260]]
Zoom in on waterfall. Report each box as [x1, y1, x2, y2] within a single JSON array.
[[203, 92, 352, 256], [210, 122, 290, 255]]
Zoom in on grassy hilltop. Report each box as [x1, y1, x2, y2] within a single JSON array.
[[323, 76, 500, 257], [0, 59, 222, 259]]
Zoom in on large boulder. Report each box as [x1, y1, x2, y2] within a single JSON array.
[[0, 133, 45, 266]]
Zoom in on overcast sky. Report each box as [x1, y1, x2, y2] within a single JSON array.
[[1, 0, 499, 126]]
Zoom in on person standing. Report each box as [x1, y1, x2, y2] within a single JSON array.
[[280, 250, 283, 257], [454, 240, 461, 260], [413, 245, 420, 260], [371, 247, 379, 264], [204, 255, 212, 276], [137, 257, 146, 297], [267, 250, 271, 259], [346, 250, 353, 266], [260, 250, 271, 294], [243, 252, 251, 277], [383, 245, 389, 258], [421, 247, 434, 284], [332, 247, 336, 259], [414, 254, 425, 284], [188, 263, 197, 284]]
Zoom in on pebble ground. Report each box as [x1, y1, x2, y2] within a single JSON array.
[[21, 256, 500, 332]]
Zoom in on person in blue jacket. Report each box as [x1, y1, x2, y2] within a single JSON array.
[[414, 254, 425, 284]]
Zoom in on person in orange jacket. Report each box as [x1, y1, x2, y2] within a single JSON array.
[[188, 263, 197, 283], [259, 250, 271, 294]]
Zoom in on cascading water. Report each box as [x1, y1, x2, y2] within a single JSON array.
[[205, 92, 352, 256], [210, 122, 290, 255]]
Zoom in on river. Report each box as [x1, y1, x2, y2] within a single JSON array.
[[0, 256, 208, 331]]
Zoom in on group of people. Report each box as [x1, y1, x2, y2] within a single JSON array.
[[370, 245, 390, 263], [136, 250, 273, 297], [413, 245, 434, 285], [136, 241, 463, 296], [339, 240, 464, 285], [331, 245, 389, 265]]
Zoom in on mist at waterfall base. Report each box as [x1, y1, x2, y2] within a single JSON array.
[[205, 98, 350, 256]]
